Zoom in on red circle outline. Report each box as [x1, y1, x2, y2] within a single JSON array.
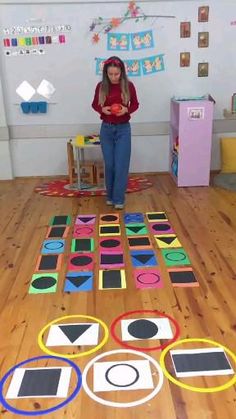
[[110, 309, 180, 352]]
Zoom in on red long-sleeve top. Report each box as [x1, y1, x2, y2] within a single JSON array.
[[92, 81, 139, 124]]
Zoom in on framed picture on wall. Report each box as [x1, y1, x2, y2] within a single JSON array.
[[198, 32, 209, 48], [198, 6, 209, 22], [180, 52, 190, 67], [198, 62, 209, 77], [180, 22, 191, 38]]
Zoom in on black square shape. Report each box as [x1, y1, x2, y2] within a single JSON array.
[[48, 227, 66, 238], [101, 253, 123, 264], [102, 270, 122, 288], [74, 239, 91, 252], [100, 226, 119, 234], [128, 237, 150, 247], [39, 255, 58, 270], [18, 368, 61, 397], [170, 271, 197, 284], [52, 216, 68, 225]]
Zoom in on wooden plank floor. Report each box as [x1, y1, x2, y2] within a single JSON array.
[[0, 175, 235, 419]]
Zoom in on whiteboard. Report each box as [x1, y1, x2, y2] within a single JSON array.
[[0, 0, 236, 126]]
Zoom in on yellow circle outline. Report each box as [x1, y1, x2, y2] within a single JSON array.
[[160, 338, 236, 393], [38, 314, 109, 359]]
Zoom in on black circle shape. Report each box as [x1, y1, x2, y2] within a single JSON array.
[[44, 241, 64, 250], [128, 319, 158, 339], [31, 276, 56, 289], [71, 255, 92, 266], [137, 272, 160, 284], [152, 223, 170, 231], [100, 239, 120, 248], [105, 363, 139, 388], [101, 215, 117, 222], [165, 251, 186, 262]]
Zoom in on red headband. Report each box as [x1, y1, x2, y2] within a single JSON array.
[[104, 58, 121, 67]]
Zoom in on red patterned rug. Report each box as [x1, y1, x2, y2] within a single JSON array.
[[35, 177, 153, 197]]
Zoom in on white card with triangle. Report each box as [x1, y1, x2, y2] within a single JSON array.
[[46, 323, 99, 346]]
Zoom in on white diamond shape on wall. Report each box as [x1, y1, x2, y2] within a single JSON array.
[[16, 81, 36, 101], [37, 79, 56, 99]]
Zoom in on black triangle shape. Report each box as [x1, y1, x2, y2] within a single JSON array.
[[59, 324, 91, 343], [79, 217, 94, 224], [133, 254, 152, 264], [159, 237, 176, 244], [68, 275, 91, 288], [128, 226, 143, 233]]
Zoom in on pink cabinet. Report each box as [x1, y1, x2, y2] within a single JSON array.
[[170, 99, 214, 186]]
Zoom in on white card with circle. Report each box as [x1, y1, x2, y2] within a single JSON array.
[[93, 360, 154, 392]]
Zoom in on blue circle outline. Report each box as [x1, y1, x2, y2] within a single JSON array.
[[0, 355, 82, 416]]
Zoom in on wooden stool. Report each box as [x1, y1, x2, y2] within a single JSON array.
[[80, 161, 95, 185], [94, 161, 104, 186]]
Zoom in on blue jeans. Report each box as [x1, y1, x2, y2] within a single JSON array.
[[100, 122, 131, 205]]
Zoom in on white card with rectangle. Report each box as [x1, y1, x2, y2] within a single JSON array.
[[170, 347, 234, 378], [93, 360, 154, 392], [46, 323, 99, 346], [121, 318, 173, 341], [6, 367, 72, 399]]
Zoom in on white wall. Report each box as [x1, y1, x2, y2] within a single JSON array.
[[0, 0, 236, 178]]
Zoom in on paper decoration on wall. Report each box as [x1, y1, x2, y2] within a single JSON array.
[[73, 225, 95, 238], [146, 212, 168, 222], [5, 48, 45, 57], [46, 323, 99, 346], [99, 269, 126, 289], [198, 6, 209, 22], [37, 79, 56, 99], [100, 252, 124, 268], [107, 33, 130, 50], [3, 24, 72, 36], [50, 215, 71, 226], [96, 55, 164, 77], [180, 22, 191, 38], [35, 254, 63, 271], [154, 234, 182, 248], [89, 1, 175, 43], [161, 248, 191, 267], [75, 215, 96, 225], [71, 238, 94, 253], [64, 271, 93, 292], [180, 52, 190, 67], [16, 81, 35, 101], [29, 273, 58, 294], [41, 239, 65, 254], [125, 223, 148, 236], [99, 224, 121, 236], [168, 267, 199, 287], [68, 254, 94, 271], [131, 30, 154, 50], [6, 367, 72, 399], [170, 348, 234, 378], [107, 30, 154, 51], [124, 212, 144, 224], [46, 226, 69, 239], [198, 62, 209, 77], [100, 213, 119, 224], [93, 360, 154, 392], [130, 249, 158, 267], [149, 222, 174, 235], [198, 32, 209, 48], [121, 318, 174, 341], [128, 236, 152, 249], [134, 269, 163, 289], [99, 237, 122, 251]]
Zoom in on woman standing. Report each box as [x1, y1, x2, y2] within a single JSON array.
[[92, 56, 139, 209]]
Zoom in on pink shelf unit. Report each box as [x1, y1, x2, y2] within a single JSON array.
[[169, 99, 214, 187]]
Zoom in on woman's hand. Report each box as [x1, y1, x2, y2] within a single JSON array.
[[116, 105, 128, 116], [102, 106, 111, 115]]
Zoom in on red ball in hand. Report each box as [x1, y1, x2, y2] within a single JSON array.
[[110, 103, 122, 115]]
